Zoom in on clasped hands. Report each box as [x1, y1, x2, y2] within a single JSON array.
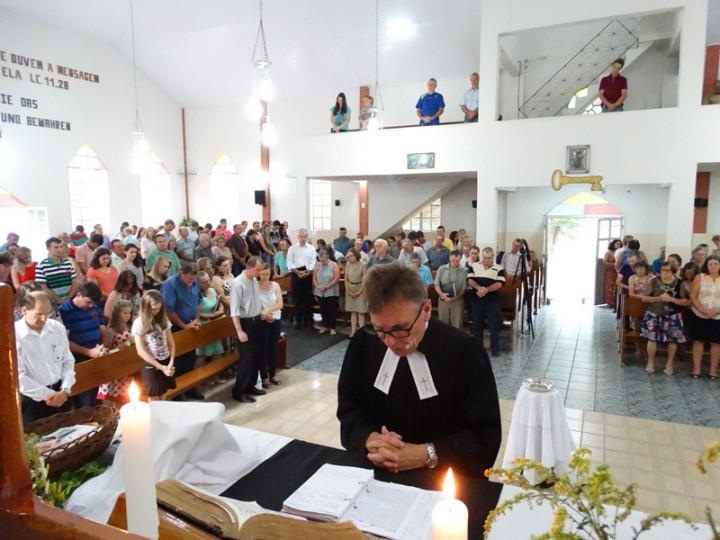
[[474, 286, 488, 298], [365, 426, 428, 474], [45, 390, 68, 408]]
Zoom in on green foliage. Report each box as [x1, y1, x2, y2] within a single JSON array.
[[697, 442, 720, 540], [180, 216, 195, 227], [484, 447, 694, 540], [24, 434, 107, 507]]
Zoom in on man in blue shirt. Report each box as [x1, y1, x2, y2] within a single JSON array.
[[333, 227, 352, 257], [161, 261, 202, 399], [416, 78, 445, 126], [59, 282, 107, 408]]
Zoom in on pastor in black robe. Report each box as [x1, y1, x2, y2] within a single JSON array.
[[337, 317, 501, 479]]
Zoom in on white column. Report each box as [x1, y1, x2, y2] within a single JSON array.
[[475, 180, 498, 250], [664, 168, 697, 262]]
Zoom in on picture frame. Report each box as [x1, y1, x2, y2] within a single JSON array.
[[566, 145, 590, 174], [407, 152, 435, 170]]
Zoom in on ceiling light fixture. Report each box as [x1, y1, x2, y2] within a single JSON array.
[[367, 0, 384, 131], [249, 0, 277, 146], [129, 0, 149, 172]]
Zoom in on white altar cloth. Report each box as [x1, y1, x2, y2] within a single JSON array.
[[65, 401, 291, 525], [502, 385, 576, 484]]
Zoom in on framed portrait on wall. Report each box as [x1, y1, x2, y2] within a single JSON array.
[[566, 145, 590, 174]]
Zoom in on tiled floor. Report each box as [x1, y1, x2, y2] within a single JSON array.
[[211, 304, 720, 524]]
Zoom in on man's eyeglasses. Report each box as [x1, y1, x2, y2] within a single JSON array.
[[28, 310, 52, 320], [364, 303, 424, 340]]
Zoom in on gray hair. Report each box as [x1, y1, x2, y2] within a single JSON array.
[[374, 238, 388, 248], [482, 247, 494, 256], [364, 262, 427, 313]]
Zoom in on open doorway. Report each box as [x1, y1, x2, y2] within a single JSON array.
[[544, 193, 623, 306]]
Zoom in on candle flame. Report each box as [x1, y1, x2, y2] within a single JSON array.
[[442, 468, 456, 500], [128, 380, 140, 403]]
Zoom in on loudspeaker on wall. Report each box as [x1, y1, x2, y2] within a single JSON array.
[[254, 190, 266, 206], [472, 200, 477, 208]]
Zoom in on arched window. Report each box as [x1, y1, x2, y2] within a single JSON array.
[[208, 154, 240, 223], [67, 145, 111, 231], [140, 152, 171, 226]]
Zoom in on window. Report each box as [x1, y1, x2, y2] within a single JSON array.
[[140, 152, 171, 227], [67, 145, 111, 232], [582, 97, 603, 115], [208, 154, 240, 225], [596, 217, 623, 259], [567, 87, 589, 109], [403, 198, 441, 232], [310, 180, 331, 231]]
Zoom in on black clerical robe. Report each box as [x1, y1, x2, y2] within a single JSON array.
[[337, 318, 501, 478]]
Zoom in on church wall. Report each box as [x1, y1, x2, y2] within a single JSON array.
[[500, 184, 670, 260], [183, 103, 263, 227], [477, 0, 714, 260], [0, 9, 183, 235]]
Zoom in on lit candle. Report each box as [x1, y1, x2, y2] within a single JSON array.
[[119, 381, 159, 539], [432, 468, 468, 540]]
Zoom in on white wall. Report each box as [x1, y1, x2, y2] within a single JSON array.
[[439, 178, 478, 241], [477, 0, 714, 260], [498, 10, 680, 119], [499, 184, 670, 257], [0, 9, 183, 235], [183, 104, 264, 227]]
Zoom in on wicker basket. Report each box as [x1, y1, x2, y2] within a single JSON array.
[[25, 403, 120, 479]]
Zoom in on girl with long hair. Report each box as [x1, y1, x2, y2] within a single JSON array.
[[143, 255, 170, 291], [86, 247, 119, 302], [330, 92, 352, 132], [132, 290, 176, 400]]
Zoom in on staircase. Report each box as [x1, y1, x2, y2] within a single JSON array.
[[518, 18, 641, 119]]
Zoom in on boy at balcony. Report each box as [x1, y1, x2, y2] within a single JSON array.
[[599, 58, 627, 112]]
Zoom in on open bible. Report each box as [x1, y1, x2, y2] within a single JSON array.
[[282, 464, 443, 540], [155, 479, 372, 539]]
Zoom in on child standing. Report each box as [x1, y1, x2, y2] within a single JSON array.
[[97, 300, 134, 405], [132, 290, 176, 401]]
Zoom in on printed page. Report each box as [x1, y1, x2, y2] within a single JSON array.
[[282, 464, 373, 521], [344, 479, 443, 540], [398, 490, 444, 540]]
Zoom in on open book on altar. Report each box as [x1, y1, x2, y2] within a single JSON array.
[[155, 479, 373, 539], [282, 464, 444, 540]]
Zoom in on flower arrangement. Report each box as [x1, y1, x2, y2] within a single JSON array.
[[25, 434, 106, 507], [484, 447, 694, 539], [696, 442, 720, 539]]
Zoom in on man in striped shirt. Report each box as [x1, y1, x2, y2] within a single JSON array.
[[35, 236, 80, 307]]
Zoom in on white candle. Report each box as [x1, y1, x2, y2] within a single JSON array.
[[120, 381, 159, 539], [432, 468, 468, 540]]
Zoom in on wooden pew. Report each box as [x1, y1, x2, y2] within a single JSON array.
[[73, 315, 288, 400], [498, 276, 522, 350]]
